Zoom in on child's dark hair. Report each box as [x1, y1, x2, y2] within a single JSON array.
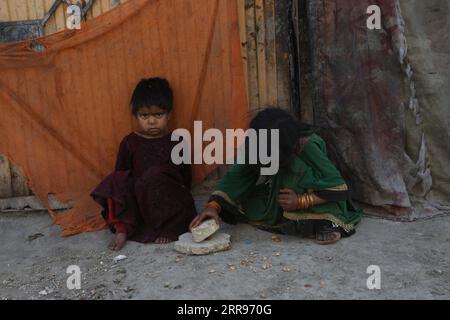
[[246, 107, 316, 169], [130, 77, 173, 115]]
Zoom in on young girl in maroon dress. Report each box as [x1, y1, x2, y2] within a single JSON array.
[[91, 78, 197, 251]]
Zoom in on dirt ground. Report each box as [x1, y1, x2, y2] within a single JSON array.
[[0, 201, 449, 300]]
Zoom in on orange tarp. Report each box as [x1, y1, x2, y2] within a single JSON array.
[[0, 0, 248, 236]]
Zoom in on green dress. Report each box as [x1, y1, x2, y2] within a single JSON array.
[[209, 133, 363, 233]]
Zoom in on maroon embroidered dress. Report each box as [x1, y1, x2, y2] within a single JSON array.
[[91, 132, 197, 243]]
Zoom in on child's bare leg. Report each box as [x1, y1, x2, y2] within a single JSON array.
[[109, 233, 127, 251]]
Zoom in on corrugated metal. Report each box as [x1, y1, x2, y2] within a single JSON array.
[[0, 0, 127, 35], [0, 154, 29, 198], [237, 0, 294, 112]]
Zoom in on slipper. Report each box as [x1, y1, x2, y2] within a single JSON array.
[[315, 223, 342, 245]]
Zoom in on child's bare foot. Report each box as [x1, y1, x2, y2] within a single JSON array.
[[154, 237, 172, 244], [109, 233, 127, 251]]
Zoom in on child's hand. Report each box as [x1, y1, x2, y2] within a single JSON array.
[[189, 207, 220, 230], [278, 188, 298, 211]]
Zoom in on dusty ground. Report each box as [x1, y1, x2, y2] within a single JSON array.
[[0, 201, 449, 300]]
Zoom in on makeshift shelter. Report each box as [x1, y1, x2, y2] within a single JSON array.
[[0, 0, 449, 237], [0, 0, 249, 235]]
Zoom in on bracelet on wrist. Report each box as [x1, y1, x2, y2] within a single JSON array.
[[206, 200, 222, 214], [296, 193, 315, 210]]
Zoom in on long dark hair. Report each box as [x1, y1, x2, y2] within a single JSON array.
[[246, 107, 316, 170]]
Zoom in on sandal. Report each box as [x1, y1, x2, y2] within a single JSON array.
[[315, 222, 342, 245], [280, 219, 315, 238]]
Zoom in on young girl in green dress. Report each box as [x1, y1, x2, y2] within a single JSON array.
[[190, 108, 363, 244]]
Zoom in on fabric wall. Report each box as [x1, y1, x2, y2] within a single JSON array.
[[0, 0, 248, 235], [399, 0, 450, 216], [305, 0, 450, 219]]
